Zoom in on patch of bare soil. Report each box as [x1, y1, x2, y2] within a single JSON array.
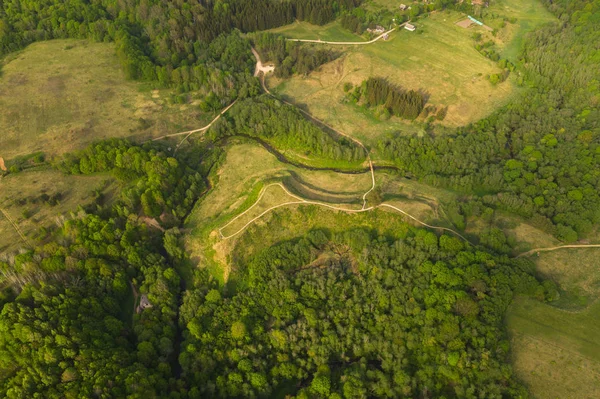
[[456, 19, 474, 29], [0, 157, 6, 171]]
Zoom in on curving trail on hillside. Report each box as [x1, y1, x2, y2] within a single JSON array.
[[515, 244, 600, 258], [217, 49, 476, 244], [286, 24, 405, 45], [151, 100, 237, 151], [0, 207, 32, 248]]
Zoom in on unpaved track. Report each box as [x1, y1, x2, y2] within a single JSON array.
[[218, 183, 473, 243], [515, 244, 600, 258], [286, 24, 405, 45], [0, 207, 31, 248], [151, 100, 237, 150], [225, 50, 473, 244]]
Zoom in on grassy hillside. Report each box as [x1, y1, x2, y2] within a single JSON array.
[[507, 248, 600, 399], [268, 20, 366, 42], [0, 169, 116, 255], [270, 10, 516, 145], [0, 39, 211, 160]]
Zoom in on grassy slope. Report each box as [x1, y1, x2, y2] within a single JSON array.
[[507, 248, 600, 399], [0, 39, 211, 160], [485, 0, 557, 60], [184, 142, 376, 282], [507, 298, 600, 399], [268, 20, 366, 42], [0, 169, 116, 254], [183, 142, 453, 282], [268, 0, 556, 146], [270, 10, 515, 147]]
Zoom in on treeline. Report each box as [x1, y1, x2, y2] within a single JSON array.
[[378, 0, 600, 242], [209, 95, 367, 165], [179, 228, 556, 397], [351, 77, 426, 119], [0, 0, 360, 101], [0, 140, 207, 396], [253, 32, 340, 78]]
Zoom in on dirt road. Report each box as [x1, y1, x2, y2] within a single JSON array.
[[0, 207, 31, 247], [516, 244, 600, 258], [286, 24, 405, 45]]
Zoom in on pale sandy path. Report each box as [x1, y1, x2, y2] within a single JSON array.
[[286, 24, 406, 45], [515, 244, 600, 258]]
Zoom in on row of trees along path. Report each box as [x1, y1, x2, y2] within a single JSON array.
[[227, 47, 600, 258]]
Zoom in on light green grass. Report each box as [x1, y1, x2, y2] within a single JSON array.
[[485, 0, 557, 60], [184, 142, 451, 283], [507, 297, 600, 399], [271, 10, 517, 146], [268, 20, 366, 42], [507, 245, 600, 398], [0, 169, 116, 254], [0, 39, 212, 160]]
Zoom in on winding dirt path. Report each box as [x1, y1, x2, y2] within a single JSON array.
[[151, 100, 237, 152], [286, 24, 404, 45], [515, 244, 600, 258], [221, 50, 474, 244]]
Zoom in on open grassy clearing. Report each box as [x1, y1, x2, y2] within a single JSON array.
[[483, 0, 557, 60], [0, 39, 212, 160], [532, 249, 600, 304], [184, 142, 451, 283], [507, 242, 600, 398], [268, 20, 366, 42], [270, 10, 516, 145], [507, 297, 600, 399], [184, 142, 374, 281], [465, 211, 562, 254], [0, 169, 116, 255]]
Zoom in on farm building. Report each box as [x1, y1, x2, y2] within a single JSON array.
[[405, 23, 416, 32], [399, 4, 408, 10]]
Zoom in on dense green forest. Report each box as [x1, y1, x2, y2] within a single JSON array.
[[179, 230, 554, 398], [0, 141, 556, 396], [0, 0, 599, 397], [378, 0, 600, 242], [0, 0, 360, 100], [349, 77, 426, 120], [0, 140, 209, 397], [210, 95, 367, 165]]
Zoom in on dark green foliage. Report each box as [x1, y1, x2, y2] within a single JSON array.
[[358, 77, 426, 120], [0, 139, 211, 397], [378, 0, 600, 241], [59, 139, 205, 222], [253, 32, 340, 78], [179, 229, 551, 398], [210, 96, 367, 164], [0, 0, 360, 98]]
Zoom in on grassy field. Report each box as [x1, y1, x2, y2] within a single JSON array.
[[0, 169, 116, 254], [184, 142, 375, 282], [184, 142, 450, 283], [507, 246, 600, 399], [507, 297, 600, 399], [270, 10, 516, 145], [268, 20, 366, 42], [0, 39, 211, 160], [484, 0, 557, 60]]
